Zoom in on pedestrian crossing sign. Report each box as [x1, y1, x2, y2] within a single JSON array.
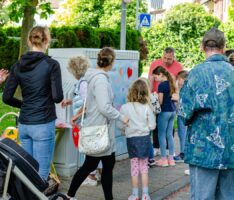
[[140, 13, 151, 28]]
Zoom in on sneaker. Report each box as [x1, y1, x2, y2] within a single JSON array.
[[155, 159, 168, 167], [168, 159, 176, 166], [128, 195, 139, 200], [70, 198, 77, 200], [81, 177, 97, 186], [148, 159, 156, 168], [141, 194, 151, 200], [153, 148, 160, 156], [184, 169, 190, 176], [95, 172, 101, 181], [174, 154, 184, 163]]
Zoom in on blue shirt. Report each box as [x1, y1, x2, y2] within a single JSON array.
[[179, 54, 234, 169], [158, 81, 176, 112]]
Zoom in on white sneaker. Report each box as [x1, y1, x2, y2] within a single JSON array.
[[95, 172, 101, 181], [70, 198, 77, 200], [81, 177, 98, 186], [141, 194, 151, 200], [184, 169, 190, 176], [128, 195, 139, 200], [154, 148, 160, 156]]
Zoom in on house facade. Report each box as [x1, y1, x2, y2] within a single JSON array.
[[149, 0, 231, 22]]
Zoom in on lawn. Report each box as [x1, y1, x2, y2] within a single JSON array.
[[0, 93, 19, 136]]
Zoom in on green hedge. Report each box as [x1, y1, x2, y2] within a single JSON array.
[[0, 26, 144, 77]]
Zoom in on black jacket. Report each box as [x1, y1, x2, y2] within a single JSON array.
[[3, 51, 64, 124]]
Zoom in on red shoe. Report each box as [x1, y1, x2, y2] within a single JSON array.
[[155, 159, 168, 167], [168, 159, 176, 166]]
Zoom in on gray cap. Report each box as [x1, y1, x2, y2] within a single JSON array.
[[202, 27, 226, 49]]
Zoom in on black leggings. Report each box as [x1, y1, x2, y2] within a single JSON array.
[[68, 153, 116, 200]]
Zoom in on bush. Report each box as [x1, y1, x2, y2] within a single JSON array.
[[220, 21, 234, 48], [1, 26, 144, 74], [142, 3, 221, 68]]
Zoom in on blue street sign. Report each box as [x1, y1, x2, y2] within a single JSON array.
[[140, 13, 151, 28]]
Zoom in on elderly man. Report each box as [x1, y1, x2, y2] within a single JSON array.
[[179, 28, 234, 199], [148, 47, 183, 92]]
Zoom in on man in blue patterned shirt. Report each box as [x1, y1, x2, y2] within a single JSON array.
[[179, 28, 234, 200]]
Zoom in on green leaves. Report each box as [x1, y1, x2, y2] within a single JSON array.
[[142, 3, 220, 69], [38, 2, 54, 19], [52, 0, 147, 29]]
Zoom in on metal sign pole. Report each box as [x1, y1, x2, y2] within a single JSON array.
[[136, 0, 139, 30], [120, 1, 127, 50]]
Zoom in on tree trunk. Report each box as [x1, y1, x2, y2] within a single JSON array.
[[19, 0, 38, 57], [16, 0, 38, 99]]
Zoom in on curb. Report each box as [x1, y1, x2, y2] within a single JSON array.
[[151, 176, 190, 200]]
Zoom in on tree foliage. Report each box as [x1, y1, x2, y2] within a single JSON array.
[[52, 0, 105, 27], [52, 0, 147, 29], [228, 0, 234, 21], [99, 0, 147, 29], [1, 0, 53, 55], [142, 3, 221, 68]]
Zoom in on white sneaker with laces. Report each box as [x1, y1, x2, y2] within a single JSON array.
[[81, 177, 97, 186]]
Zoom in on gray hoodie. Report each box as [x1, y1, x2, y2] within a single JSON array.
[[84, 68, 124, 156]]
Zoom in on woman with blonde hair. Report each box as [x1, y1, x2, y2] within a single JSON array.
[[3, 26, 63, 180]]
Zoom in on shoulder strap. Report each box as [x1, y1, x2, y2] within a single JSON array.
[[80, 96, 86, 127]]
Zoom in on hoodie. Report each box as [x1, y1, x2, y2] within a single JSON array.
[[3, 51, 63, 124], [84, 68, 124, 156]]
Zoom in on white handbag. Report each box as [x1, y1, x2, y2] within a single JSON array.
[[78, 97, 110, 155]]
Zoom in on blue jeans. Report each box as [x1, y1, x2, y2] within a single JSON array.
[[149, 141, 154, 160], [177, 116, 186, 154], [18, 120, 55, 180], [157, 112, 176, 157], [190, 165, 234, 200]]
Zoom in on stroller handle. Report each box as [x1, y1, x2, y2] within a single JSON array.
[[49, 192, 69, 200], [0, 112, 19, 123]]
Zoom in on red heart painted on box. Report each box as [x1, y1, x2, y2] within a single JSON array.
[[127, 67, 133, 78]]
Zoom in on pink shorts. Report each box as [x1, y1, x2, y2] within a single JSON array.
[[130, 158, 148, 177]]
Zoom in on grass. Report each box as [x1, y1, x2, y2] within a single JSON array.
[[0, 93, 19, 136]]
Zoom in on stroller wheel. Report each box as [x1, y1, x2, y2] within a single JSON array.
[[49, 192, 69, 200]]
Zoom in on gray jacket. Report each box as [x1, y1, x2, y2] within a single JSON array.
[[84, 68, 124, 156]]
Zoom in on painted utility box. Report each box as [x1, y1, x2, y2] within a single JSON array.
[[49, 48, 139, 177]]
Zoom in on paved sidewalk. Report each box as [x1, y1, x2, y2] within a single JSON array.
[[58, 157, 190, 200]]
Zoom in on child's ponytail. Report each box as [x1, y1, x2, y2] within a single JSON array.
[[152, 66, 176, 95]]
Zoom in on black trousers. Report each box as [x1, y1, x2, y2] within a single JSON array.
[[68, 153, 115, 200]]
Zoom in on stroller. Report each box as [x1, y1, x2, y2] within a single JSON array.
[[0, 138, 68, 200]]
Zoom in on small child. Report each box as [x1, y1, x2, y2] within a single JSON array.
[[61, 56, 101, 186], [174, 70, 188, 162], [152, 66, 177, 167], [118, 78, 156, 200]]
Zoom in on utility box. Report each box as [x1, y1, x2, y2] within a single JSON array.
[[49, 48, 139, 177]]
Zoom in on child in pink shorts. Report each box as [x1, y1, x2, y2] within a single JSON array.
[[118, 78, 156, 200]]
